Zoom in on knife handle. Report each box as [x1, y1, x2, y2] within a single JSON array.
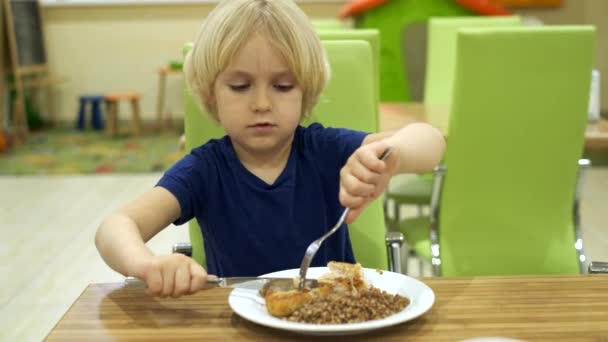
[[124, 276, 223, 287], [124, 276, 146, 287], [206, 277, 222, 286]]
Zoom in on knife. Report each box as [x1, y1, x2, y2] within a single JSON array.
[[124, 276, 318, 291]]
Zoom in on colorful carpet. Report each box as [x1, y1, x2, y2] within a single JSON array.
[[0, 129, 184, 175]]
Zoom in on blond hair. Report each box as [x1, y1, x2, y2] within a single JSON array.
[[184, 0, 330, 121]]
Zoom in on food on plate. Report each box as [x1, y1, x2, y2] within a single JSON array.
[[260, 262, 409, 324]]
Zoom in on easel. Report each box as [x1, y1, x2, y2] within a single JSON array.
[[0, 0, 8, 149], [1, 0, 56, 144]]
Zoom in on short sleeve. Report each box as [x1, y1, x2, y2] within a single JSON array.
[[156, 152, 208, 225]]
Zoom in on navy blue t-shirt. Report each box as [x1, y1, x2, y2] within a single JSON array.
[[157, 123, 368, 277]]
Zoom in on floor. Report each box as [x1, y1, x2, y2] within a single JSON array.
[[1, 169, 607, 341], [0, 174, 186, 342]]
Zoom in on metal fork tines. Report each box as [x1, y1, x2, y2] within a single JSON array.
[[297, 146, 394, 290]]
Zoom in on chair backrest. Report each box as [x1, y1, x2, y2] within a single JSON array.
[[403, 21, 428, 102], [311, 40, 387, 269], [438, 26, 595, 276], [311, 18, 349, 30], [316, 29, 381, 108], [424, 16, 521, 130], [183, 40, 388, 270], [182, 43, 223, 266]]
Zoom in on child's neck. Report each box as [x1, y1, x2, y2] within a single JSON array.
[[233, 141, 292, 185]]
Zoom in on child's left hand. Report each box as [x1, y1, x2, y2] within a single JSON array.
[[339, 140, 398, 223]]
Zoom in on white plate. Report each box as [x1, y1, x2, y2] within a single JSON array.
[[228, 267, 435, 335]]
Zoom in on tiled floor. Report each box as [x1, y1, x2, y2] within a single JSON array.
[[1, 169, 606, 341], [0, 174, 188, 342]]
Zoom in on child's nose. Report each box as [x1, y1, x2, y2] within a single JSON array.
[[251, 88, 272, 113]]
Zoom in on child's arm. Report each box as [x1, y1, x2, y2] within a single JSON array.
[[340, 122, 445, 223], [362, 122, 445, 174], [95, 187, 209, 297]]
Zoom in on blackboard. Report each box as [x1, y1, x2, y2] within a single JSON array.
[[7, 0, 46, 68]]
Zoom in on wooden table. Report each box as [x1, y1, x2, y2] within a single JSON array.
[[586, 119, 608, 150], [46, 275, 608, 341], [380, 102, 608, 151]]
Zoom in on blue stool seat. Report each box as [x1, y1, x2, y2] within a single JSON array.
[[77, 95, 105, 130]]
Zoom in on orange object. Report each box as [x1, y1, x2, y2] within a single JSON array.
[[338, 0, 388, 18], [454, 0, 511, 15], [339, 0, 511, 18], [492, 0, 561, 6], [95, 163, 114, 173]]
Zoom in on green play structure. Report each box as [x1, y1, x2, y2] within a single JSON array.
[[352, 0, 475, 102]]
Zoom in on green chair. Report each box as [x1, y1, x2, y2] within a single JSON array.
[[176, 40, 404, 273], [174, 43, 223, 267], [424, 16, 522, 119], [316, 29, 380, 107], [387, 16, 522, 205], [309, 40, 398, 270], [316, 29, 420, 267], [397, 26, 595, 276], [385, 16, 523, 259], [311, 18, 349, 30]]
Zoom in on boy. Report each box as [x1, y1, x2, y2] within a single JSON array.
[[95, 0, 444, 298]]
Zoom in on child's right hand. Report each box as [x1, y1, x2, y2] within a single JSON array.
[[137, 253, 210, 298]]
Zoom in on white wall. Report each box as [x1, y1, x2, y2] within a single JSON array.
[[39, 0, 608, 124], [42, 2, 345, 123]]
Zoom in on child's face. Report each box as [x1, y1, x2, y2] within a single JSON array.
[[213, 34, 303, 156]]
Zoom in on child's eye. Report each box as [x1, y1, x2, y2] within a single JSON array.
[[229, 84, 250, 92], [274, 84, 294, 92]]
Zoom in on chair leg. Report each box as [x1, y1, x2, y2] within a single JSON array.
[[76, 99, 86, 130], [91, 99, 103, 130], [113, 102, 120, 136], [385, 231, 404, 274], [574, 159, 590, 273], [12, 93, 28, 143], [46, 83, 56, 127], [401, 241, 410, 275], [0, 87, 4, 133], [383, 196, 388, 218], [393, 199, 401, 223], [105, 101, 117, 137], [131, 99, 142, 136], [156, 71, 166, 132], [390, 199, 410, 275]]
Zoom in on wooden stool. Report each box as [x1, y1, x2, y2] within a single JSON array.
[[105, 92, 143, 137]]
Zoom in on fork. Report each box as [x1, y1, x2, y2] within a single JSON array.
[[297, 146, 395, 290]]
